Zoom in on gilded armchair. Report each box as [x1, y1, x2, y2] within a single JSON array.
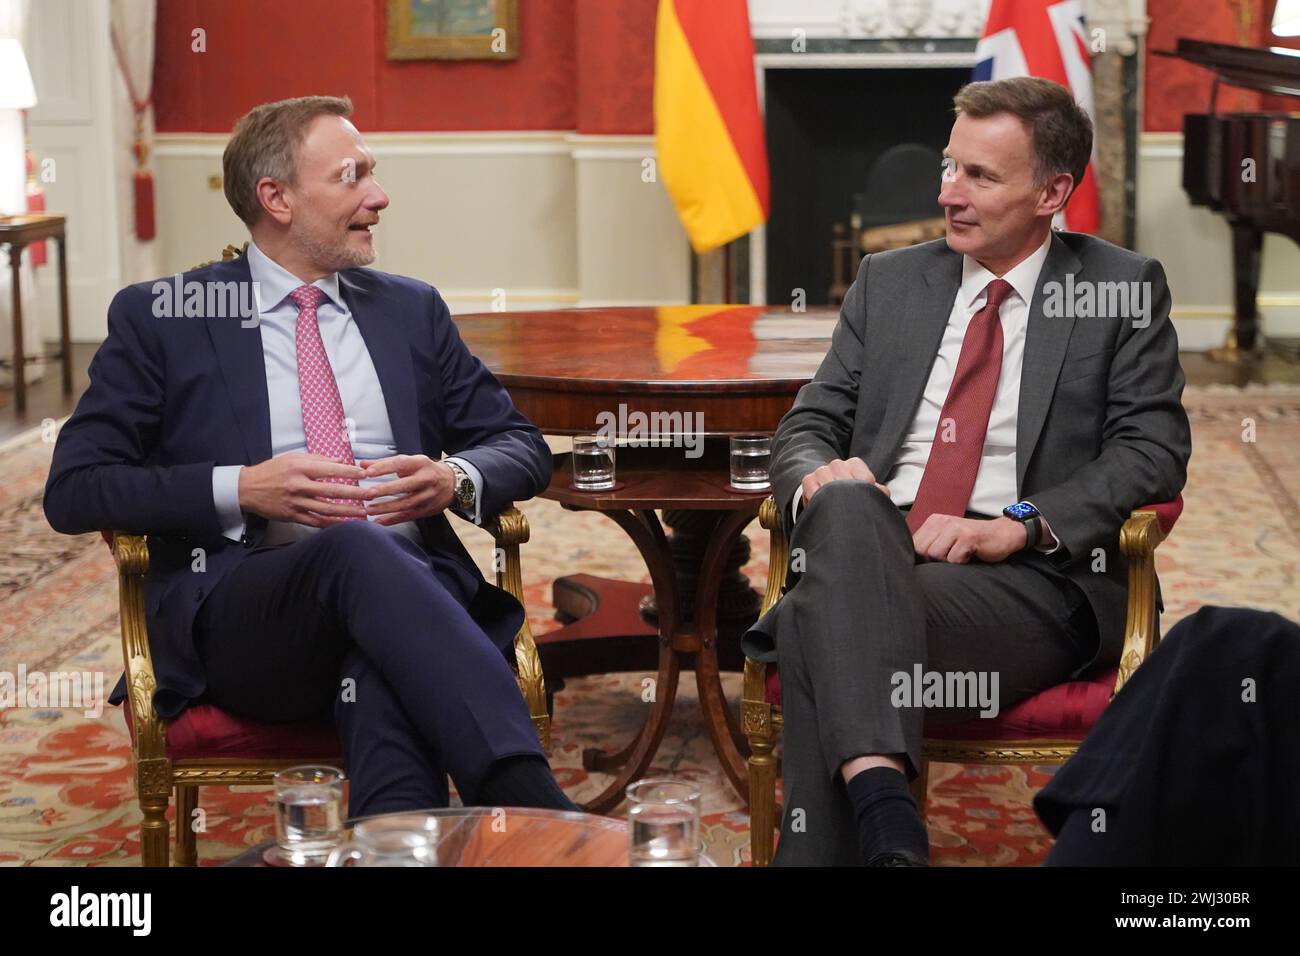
[[107, 244, 549, 867], [743, 494, 1182, 866]]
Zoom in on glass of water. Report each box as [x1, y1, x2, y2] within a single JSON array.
[[274, 765, 345, 865], [572, 435, 616, 490], [729, 435, 771, 491], [326, 813, 440, 867], [626, 777, 702, 867]]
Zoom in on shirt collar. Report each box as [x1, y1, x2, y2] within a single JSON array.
[[957, 230, 1054, 313], [245, 239, 344, 313]]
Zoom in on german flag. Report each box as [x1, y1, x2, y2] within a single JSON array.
[[654, 0, 770, 254]]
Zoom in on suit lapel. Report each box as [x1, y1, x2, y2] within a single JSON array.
[[1015, 234, 1083, 492], [203, 255, 272, 465], [867, 246, 963, 477], [340, 271, 422, 456]]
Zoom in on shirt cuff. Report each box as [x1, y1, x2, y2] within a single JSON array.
[[790, 486, 803, 525], [1023, 500, 1062, 555], [445, 456, 484, 525], [213, 465, 246, 542]]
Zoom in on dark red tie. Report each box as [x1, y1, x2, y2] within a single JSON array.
[[906, 278, 1014, 534]]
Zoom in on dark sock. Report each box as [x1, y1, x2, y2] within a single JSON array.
[[471, 755, 579, 812], [846, 766, 929, 864]]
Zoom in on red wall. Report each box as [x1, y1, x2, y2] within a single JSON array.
[[157, 0, 1299, 136], [153, 0, 656, 134], [1144, 0, 1300, 132]]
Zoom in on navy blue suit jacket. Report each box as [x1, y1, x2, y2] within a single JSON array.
[[43, 254, 552, 717]]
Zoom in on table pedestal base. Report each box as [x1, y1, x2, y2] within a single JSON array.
[[539, 506, 761, 813]]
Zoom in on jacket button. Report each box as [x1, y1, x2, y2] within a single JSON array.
[[194, 587, 204, 601]]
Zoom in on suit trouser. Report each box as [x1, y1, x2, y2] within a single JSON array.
[[772, 480, 1097, 866], [192, 520, 545, 817]]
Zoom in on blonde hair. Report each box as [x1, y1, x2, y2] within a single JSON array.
[[222, 95, 353, 226]]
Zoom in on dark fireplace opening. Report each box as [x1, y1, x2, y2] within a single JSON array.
[[764, 67, 970, 307]]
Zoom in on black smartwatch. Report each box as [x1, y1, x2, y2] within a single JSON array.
[[1002, 501, 1042, 551]]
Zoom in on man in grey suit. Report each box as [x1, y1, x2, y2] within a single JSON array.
[[742, 77, 1191, 866]]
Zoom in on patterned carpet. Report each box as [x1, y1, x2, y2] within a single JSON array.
[[1, 385, 1296, 866]]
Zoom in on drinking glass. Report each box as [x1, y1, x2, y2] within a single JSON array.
[[274, 765, 345, 865], [572, 435, 616, 490], [626, 778, 702, 867], [325, 813, 441, 867], [729, 435, 771, 491]]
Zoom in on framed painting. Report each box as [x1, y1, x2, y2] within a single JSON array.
[[387, 0, 519, 60]]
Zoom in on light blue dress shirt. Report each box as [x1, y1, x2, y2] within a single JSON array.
[[212, 240, 482, 545]]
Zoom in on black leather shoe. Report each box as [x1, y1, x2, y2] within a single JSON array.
[[866, 848, 930, 867]]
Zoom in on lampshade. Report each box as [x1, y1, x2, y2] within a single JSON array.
[[0, 38, 37, 109], [1275, 0, 1300, 37]]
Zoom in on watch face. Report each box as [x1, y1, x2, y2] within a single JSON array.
[[1004, 501, 1038, 520]]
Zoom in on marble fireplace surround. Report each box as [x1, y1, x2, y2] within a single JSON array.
[[744, 0, 1147, 304]]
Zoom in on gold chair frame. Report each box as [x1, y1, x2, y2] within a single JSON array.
[[742, 496, 1172, 866], [111, 245, 549, 866]]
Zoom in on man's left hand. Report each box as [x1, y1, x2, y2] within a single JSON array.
[[358, 454, 456, 525], [911, 514, 1026, 564]]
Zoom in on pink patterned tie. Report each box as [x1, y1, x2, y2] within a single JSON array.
[[290, 284, 363, 518]]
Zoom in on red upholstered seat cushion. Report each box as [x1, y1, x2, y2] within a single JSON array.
[[764, 666, 1116, 741], [122, 699, 341, 762], [1142, 495, 1183, 535]]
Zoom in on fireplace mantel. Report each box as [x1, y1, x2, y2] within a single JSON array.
[[742, 0, 1146, 304], [747, 0, 1147, 51]]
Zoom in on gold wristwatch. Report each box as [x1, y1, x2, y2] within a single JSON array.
[[448, 461, 476, 512]]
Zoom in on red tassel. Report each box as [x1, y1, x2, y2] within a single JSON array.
[[133, 169, 156, 241], [26, 160, 47, 266]]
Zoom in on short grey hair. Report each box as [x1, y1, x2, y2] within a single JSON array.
[[222, 95, 353, 226], [953, 77, 1092, 192]]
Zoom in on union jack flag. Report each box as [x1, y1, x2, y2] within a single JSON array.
[[974, 0, 1101, 233]]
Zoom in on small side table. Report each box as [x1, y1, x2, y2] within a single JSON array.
[[0, 213, 71, 413]]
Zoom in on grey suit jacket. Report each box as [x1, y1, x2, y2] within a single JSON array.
[[747, 231, 1191, 676]]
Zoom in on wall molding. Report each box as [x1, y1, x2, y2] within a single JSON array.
[[153, 131, 654, 160]]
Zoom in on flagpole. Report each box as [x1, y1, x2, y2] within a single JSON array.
[[723, 241, 733, 304]]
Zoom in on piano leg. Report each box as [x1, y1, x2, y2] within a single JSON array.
[[1221, 221, 1263, 359]]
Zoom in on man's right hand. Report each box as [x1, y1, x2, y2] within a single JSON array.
[[237, 453, 373, 527], [800, 457, 891, 507]]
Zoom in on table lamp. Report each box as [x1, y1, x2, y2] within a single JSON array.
[[0, 37, 38, 224], [1275, 0, 1300, 37]]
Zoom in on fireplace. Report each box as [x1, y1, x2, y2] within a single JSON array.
[[762, 65, 970, 307]]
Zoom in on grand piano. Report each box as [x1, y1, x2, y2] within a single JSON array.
[[1158, 39, 1300, 355]]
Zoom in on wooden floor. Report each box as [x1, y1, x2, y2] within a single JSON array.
[[2, 339, 1299, 446]]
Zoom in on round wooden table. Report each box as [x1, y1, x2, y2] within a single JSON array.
[[457, 306, 835, 811]]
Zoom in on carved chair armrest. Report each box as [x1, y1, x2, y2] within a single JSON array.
[[108, 533, 167, 765], [1113, 508, 1173, 697], [482, 507, 550, 752], [743, 496, 788, 738]]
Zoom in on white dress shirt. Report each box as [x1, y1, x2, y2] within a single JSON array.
[[793, 232, 1059, 552], [212, 240, 482, 545]]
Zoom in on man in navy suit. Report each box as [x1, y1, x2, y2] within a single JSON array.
[[43, 95, 574, 817]]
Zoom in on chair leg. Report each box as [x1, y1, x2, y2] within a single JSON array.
[[174, 785, 198, 867], [747, 729, 778, 866], [911, 758, 929, 814], [139, 794, 171, 867]]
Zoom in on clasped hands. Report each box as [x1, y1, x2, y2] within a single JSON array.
[[237, 452, 456, 528], [799, 457, 1027, 564]]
